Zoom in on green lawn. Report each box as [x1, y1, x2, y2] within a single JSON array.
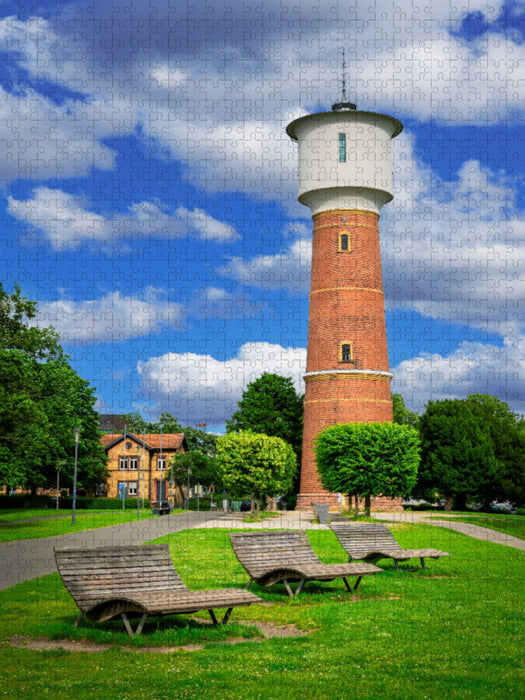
[[435, 513, 525, 540], [0, 509, 167, 542], [0, 523, 523, 699]]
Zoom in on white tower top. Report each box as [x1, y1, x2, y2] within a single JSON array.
[[286, 105, 403, 215]]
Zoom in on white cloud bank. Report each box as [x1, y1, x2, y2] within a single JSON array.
[[0, 5, 523, 191], [35, 289, 184, 342], [7, 188, 239, 249], [137, 342, 307, 423]]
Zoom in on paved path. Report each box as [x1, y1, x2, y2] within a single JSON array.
[[0, 511, 220, 591], [372, 511, 525, 551]]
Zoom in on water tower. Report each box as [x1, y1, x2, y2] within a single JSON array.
[[286, 94, 403, 510]]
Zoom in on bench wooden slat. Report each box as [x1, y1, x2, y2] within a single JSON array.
[[329, 523, 450, 568], [55, 544, 261, 635], [229, 530, 380, 595]]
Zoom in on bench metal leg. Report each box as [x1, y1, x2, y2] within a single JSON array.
[[121, 613, 134, 637], [74, 611, 84, 628], [295, 579, 305, 596], [342, 577, 352, 593], [221, 608, 233, 624], [135, 613, 148, 636], [353, 576, 363, 592], [420, 557, 426, 569], [282, 578, 305, 597], [208, 609, 219, 625], [394, 560, 399, 570], [282, 579, 294, 597], [245, 578, 253, 590]]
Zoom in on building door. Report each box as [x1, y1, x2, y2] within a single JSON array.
[[156, 480, 167, 501]]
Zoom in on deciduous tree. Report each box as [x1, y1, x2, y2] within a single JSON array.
[[0, 284, 107, 493], [315, 423, 420, 516], [216, 431, 297, 515]]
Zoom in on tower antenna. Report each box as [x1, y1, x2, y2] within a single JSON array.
[[341, 47, 347, 103], [332, 47, 356, 111]]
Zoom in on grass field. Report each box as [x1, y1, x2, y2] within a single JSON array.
[[0, 523, 523, 699], [0, 508, 169, 542]]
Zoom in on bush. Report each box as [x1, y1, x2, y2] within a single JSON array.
[[0, 494, 54, 509], [186, 497, 216, 511], [58, 497, 150, 510]]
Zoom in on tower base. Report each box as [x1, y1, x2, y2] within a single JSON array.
[[295, 492, 403, 513]]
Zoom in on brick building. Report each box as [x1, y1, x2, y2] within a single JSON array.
[[286, 98, 403, 511], [100, 432, 188, 502]]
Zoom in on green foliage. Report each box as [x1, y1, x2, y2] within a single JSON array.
[[392, 393, 420, 429], [216, 431, 297, 513], [0, 494, 54, 509], [226, 373, 303, 461], [315, 423, 420, 513], [58, 497, 151, 510], [0, 284, 107, 492], [167, 451, 218, 488], [417, 395, 525, 508]]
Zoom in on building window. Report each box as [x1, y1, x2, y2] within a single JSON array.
[[119, 456, 127, 470], [128, 481, 137, 496], [338, 232, 350, 252], [129, 456, 138, 470], [339, 133, 346, 162], [158, 456, 167, 470], [340, 342, 354, 363]]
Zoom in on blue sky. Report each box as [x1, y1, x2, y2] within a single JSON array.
[[1, 0, 524, 431]]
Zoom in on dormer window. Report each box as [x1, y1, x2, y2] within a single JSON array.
[[338, 133, 346, 162], [340, 342, 354, 363], [338, 232, 350, 251]]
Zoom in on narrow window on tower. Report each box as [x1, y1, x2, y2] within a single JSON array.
[[338, 133, 346, 162], [340, 342, 354, 363], [338, 232, 350, 252]]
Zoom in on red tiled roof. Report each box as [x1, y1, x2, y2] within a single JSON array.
[[100, 433, 186, 450]]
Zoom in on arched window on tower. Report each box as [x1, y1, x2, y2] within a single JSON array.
[[340, 342, 354, 363], [338, 133, 346, 162], [338, 232, 350, 251]]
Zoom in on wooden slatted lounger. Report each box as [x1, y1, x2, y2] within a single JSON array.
[[330, 522, 450, 570], [54, 544, 262, 636], [229, 530, 381, 597]]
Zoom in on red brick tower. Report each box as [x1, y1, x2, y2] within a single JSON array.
[[286, 99, 403, 510]]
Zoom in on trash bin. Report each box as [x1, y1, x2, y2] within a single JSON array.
[[312, 502, 329, 524]]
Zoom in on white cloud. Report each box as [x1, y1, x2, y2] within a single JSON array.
[[3, 5, 521, 192], [221, 238, 312, 295], [383, 133, 525, 337], [190, 286, 267, 319], [7, 188, 239, 249], [0, 87, 116, 184], [34, 289, 184, 342], [137, 342, 306, 423], [392, 335, 525, 415]]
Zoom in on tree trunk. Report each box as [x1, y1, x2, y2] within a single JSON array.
[[354, 493, 359, 519], [444, 495, 452, 511], [250, 492, 255, 517], [256, 496, 260, 518], [364, 493, 371, 517]]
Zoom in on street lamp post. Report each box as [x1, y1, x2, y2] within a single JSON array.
[[185, 467, 191, 510], [136, 446, 141, 518], [71, 427, 81, 525], [56, 462, 63, 512]]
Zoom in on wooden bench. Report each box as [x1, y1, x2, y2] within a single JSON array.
[[54, 544, 261, 636], [229, 530, 380, 597], [151, 500, 171, 515], [330, 522, 450, 569]]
